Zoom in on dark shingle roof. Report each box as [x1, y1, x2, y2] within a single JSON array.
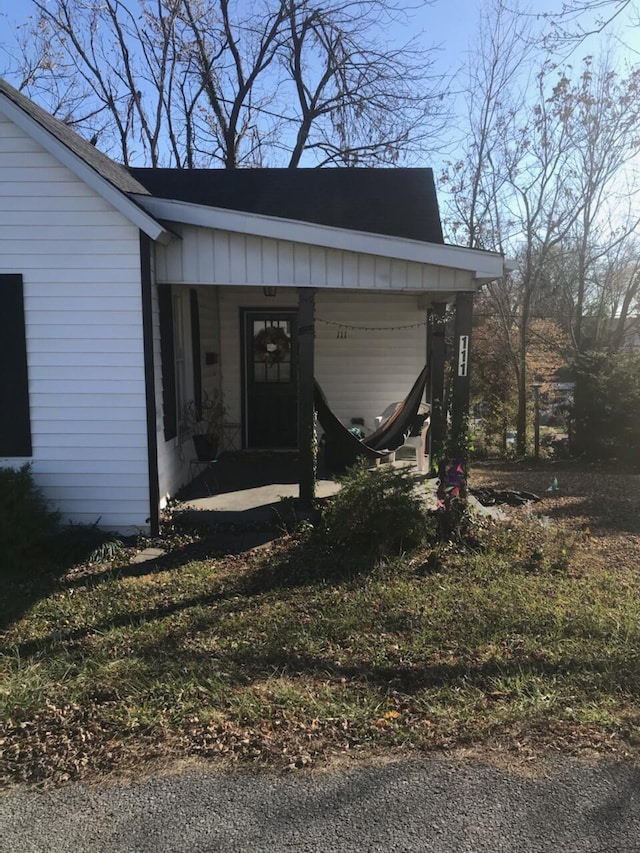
[[0, 77, 150, 196], [129, 168, 444, 244], [0, 78, 443, 244]]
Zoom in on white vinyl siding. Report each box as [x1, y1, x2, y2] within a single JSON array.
[[155, 225, 476, 293], [0, 114, 149, 531], [314, 291, 426, 431]]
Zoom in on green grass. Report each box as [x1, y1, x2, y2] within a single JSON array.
[[2, 515, 640, 786]]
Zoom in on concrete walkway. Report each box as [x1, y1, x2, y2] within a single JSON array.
[[176, 461, 500, 525], [1, 756, 639, 852]]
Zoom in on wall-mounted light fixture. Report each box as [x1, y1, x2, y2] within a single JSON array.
[[263, 286, 277, 297]]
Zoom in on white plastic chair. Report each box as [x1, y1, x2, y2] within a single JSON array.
[[387, 415, 430, 471], [372, 400, 430, 471]]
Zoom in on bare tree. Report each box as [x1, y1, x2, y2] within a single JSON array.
[[442, 0, 535, 251], [542, 0, 638, 48], [552, 57, 640, 350], [447, 1, 640, 455], [442, 1, 574, 454], [6, 0, 449, 168], [280, 1, 444, 167]]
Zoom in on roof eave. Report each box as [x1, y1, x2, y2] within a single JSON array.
[[0, 93, 170, 242], [133, 195, 506, 280]]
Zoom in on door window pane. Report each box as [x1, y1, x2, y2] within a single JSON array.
[[253, 319, 292, 384]]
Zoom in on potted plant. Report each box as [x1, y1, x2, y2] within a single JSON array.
[[183, 389, 225, 461]]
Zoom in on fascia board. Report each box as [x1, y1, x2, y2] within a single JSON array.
[[0, 94, 169, 242], [133, 195, 506, 279]]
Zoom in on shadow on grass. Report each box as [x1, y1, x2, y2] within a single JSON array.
[[0, 525, 289, 633], [0, 588, 231, 659], [62, 527, 282, 591], [0, 534, 391, 656], [181, 644, 640, 701], [540, 496, 640, 536], [0, 562, 68, 637], [5, 524, 640, 714]]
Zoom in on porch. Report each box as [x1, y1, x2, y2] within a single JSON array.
[[175, 449, 436, 526], [146, 190, 506, 526]]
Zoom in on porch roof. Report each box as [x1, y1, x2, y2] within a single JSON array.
[[135, 195, 507, 285]]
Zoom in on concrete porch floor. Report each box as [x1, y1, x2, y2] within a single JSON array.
[[174, 450, 435, 525], [175, 451, 338, 524]]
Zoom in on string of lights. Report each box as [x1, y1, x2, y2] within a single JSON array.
[[315, 317, 429, 332]]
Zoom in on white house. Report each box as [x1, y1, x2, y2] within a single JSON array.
[[0, 78, 507, 533]]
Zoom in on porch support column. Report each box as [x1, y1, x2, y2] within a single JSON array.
[[450, 291, 475, 457], [297, 287, 316, 507], [428, 301, 447, 466]]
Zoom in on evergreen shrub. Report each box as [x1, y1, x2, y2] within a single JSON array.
[[0, 465, 60, 570], [572, 349, 640, 462], [321, 461, 435, 558]]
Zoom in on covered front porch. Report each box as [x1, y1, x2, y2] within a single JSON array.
[[143, 194, 507, 520], [154, 281, 476, 509]]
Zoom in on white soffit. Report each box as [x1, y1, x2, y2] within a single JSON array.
[[133, 195, 507, 280], [0, 94, 170, 243]]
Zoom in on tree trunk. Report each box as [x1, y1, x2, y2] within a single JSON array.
[[516, 319, 528, 456]]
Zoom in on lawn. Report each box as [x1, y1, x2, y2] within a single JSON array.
[[2, 461, 640, 788]]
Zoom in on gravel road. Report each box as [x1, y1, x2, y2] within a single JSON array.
[[2, 756, 640, 852]]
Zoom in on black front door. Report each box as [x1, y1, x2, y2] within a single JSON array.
[[244, 310, 297, 448]]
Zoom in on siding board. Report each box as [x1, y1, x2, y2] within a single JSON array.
[[229, 233, 247, 283], [212, 230, 231, 282], [314, 290, 426, 432]]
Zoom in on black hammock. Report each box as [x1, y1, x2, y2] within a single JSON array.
[[314, 364, 429, 474]]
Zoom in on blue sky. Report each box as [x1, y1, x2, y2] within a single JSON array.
[[2, 0, 639, 83], [1, 0, 639, 170], [0, 0, 519, 80]]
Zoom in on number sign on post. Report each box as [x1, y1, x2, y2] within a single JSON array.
[[458, 334, 469, 377]]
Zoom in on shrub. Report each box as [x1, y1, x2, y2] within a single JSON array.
[[572, 348, 640, 462], [0, 465, 60, 570], [321, 462, 435, 558], [50, 522, 126, 567]]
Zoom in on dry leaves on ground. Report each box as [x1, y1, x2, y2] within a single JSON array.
[[470, 461, 640, 572]]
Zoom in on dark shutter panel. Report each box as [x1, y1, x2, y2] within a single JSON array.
[[0, 274, 32, 457], [157, 284, 177, 441], [189, 289, 202, 419]]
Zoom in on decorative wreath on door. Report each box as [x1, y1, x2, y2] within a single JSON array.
[[254, 326, 290, 365]]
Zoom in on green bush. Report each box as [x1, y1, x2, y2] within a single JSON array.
[[0, 465, 60, 570], [321, 462, 435, 558], [50, 522, 126, 567], [572, 349, 640, 462]]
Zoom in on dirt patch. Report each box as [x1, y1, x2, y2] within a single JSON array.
[[470, 460, 640, 572]]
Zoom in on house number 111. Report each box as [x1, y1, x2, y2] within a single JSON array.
[[458, 335, 469, 377]]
